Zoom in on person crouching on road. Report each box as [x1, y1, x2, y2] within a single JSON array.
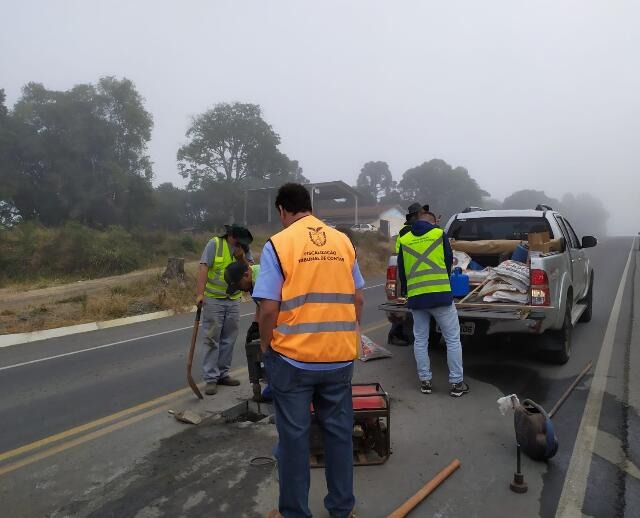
[[224, 260, 261, 339], [225, 261, 273, 400], [254, 183, 364, 518], [398, 208, 470, 398], [195, 224, 253, 396]]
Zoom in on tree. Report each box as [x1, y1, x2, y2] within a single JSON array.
[[177, 103, 281, 189], [177, 102, 304, 226], [502, 190, 560, 210], [379, 189, 403, 206], [356, 161, 393, 203], [398, 159, 489, 220], [148, 183, 195, 231], [5, 78, 154, 228]]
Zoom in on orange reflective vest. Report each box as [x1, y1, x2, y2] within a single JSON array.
[[270, 215, 358, 362]]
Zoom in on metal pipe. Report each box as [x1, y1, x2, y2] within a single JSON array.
[[387, 459, 461, 518], [548, 360, 593, 418]]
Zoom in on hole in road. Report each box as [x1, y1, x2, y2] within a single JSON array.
[[221, 401, 270, 423]]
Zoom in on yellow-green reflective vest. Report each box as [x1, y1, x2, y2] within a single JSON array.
[[204, 237, 242, 300], [398, 227, 451, 298]]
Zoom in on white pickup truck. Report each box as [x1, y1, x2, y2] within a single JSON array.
[[379, 207, 597, 364]]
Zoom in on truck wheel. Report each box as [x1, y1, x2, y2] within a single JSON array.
[[543, 304, 573, 365], [578, 273, 594, 323]]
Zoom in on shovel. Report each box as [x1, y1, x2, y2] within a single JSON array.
[[186, 303, 203, 399]]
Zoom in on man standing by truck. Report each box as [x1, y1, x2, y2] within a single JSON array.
[[398, 209, 469, 397], [389, 203, 430, 345], [195, 224, 253, 396]]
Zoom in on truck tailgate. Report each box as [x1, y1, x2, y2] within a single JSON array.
[[379, 301, 554, 321]]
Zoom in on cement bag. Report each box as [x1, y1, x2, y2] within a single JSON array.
[[359, 334, 393, 362], [514, 399, 558, 461], [489, 260, 530, 292], [483, 291, 529, 304]]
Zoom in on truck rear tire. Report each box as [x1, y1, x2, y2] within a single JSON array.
[[543, 303, 573, 365], [578, 273, 594, 323]]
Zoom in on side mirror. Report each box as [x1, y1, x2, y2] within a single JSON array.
[[581, 236, 597, 248]]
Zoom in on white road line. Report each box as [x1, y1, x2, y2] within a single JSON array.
[[556, 237, 636, 517], [0, 283, 387, 371], [0, 311, 256, 372]]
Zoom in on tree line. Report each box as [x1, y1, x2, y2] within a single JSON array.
[[354, 161, 609, 236], [0, 77, 608, 236]]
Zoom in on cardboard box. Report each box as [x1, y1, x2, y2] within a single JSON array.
[[527, 232, 562, 253], [527, 232, 549, 253]]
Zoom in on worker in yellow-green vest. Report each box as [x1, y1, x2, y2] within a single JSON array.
[[196, 224, 254, 396], [394, 202, 426, 254], [398, 208, 469, 398]]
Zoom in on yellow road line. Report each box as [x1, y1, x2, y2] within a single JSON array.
[[0, 320, 389, 474], [0, 366, 245, 464], [0, 403, 176, 477]]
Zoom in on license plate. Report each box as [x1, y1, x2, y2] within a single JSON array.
[[436, 322, 475, 335]]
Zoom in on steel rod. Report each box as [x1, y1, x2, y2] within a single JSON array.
[[548, 360, 592, 418]]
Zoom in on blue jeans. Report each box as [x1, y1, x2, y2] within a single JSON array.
[[411, 303, 464, 384], [200, 298, 239, 382], [263, 350, 355, 518]]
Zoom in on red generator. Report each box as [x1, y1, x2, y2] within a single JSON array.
[[310, 383, 391, 467]]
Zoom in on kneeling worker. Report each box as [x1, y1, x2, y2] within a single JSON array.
[[225, 261, 269, 400], [224, 260, 261, 340]]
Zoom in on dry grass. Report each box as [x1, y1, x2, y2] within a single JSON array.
[[0, 233, 391, 335], [0, 271, 198, 335]]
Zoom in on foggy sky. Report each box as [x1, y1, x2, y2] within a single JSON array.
[[2, 1, 639, 234]]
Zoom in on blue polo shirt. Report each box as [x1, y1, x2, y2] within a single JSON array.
[[253, 241, 365, 371]]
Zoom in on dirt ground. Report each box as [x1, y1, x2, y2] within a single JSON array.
[[0, 262, 200, 334]]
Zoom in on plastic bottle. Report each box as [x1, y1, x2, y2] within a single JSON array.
[[450, 267, 470, 297]]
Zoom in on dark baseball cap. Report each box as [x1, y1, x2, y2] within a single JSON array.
[[224, 261, 249, 295], [406, 202, 429, 217], [227, 224, 253, 247]]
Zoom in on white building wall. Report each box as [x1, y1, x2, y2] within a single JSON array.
[[373, 208, 405, 236]]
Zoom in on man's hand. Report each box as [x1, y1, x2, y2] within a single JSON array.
[[196, 264, 208, 307]]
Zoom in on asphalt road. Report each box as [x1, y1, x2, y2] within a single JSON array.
[[0, 236, 638, 517]]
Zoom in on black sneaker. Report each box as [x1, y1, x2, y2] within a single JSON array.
[[450, 381, 469, 397], [420, 380, 433, 394]]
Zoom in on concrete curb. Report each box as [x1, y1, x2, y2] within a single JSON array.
[[0, 306, 197, 349]]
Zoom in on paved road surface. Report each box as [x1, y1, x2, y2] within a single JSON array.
[[0, 237, 637, 517]]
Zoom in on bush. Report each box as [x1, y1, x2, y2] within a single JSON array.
[[180, 235, 197, 253], [0, 222, 210, 286]]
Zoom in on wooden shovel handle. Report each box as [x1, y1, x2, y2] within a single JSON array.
[[387, 459, 461, 518]]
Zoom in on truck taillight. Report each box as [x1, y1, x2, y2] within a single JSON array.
[[530, 269, 550, 306], [385, 266, 397, 300]]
